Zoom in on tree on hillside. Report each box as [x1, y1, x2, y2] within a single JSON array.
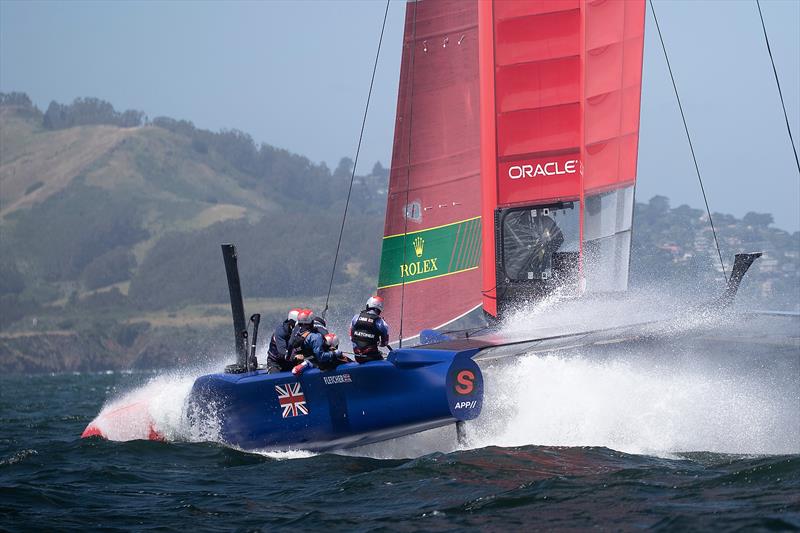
[[152, 116, 197, 137], [743, 212, 773, 228], [648, 195, 670, 215], [42, 97, 144, 130], [119, 109, 144, 128], [371, 161, 388, 179], [42, 102, 69, 129], [0, 92, 34, 108], [214, 129, 259, 176], [0, 92, 41, 119], [334, 157, 354, 179]]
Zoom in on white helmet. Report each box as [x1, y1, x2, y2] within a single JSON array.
[[297, 309, 315, 325], [324, 333, 339, 350], [287, 308, 301, 323], [366, 295, 384, 312]]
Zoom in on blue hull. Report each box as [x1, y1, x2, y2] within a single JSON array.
[[188, 347, 483, 451]]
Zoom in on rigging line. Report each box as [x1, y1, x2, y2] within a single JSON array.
[[756, 0, 800, 176], [648, 0, 728, 282], [398, 2, 419, 348], [322, 0, 391, 319]]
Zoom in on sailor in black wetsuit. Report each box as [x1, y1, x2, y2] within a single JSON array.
[[266, 308, 300, 374], [349, 295, 390, 363]]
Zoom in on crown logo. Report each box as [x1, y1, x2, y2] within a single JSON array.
[[413, 236, 424, 258]]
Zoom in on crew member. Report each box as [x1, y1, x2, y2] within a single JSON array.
[[295, 332, 349, 374], [312, 315, 329, 336], [314, 333, 349, 371], [266, 308, 301, 374], [349, 295, 389, 363], [287, 311, 327, 347], [289, 309, 325, 375]]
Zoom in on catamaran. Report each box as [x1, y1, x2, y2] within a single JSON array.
[[82, 0, 763, 451]]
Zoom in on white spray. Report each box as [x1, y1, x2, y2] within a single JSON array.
[[470, 351, 798, 456], [86, 363, 223, 443], [353, 291, 799, 459]]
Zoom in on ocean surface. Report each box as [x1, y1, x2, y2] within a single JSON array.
[[2, 313, 799, 531]]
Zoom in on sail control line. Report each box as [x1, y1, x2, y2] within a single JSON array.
[[756, 0, 800, 176], [321, 0, 391, 320]]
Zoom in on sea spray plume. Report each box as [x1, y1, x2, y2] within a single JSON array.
[[346, 300, 797, 460], [342, 291, 692, 460], [495, 279, 751, 344], [82, 356, 231, 443], [82, 371, 194, 441], [470, 346, 798, 456], [496, 284, 688, 341], [464, 288, 798, 456], [493, 247, 761, 339]]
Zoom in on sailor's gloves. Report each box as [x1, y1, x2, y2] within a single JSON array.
[[292, 360, 311, 376]]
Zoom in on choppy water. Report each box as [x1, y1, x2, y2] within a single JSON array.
[[2, 314, 799, 530]]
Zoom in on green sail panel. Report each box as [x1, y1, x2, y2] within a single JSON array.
[[378, 217, 482, 289]]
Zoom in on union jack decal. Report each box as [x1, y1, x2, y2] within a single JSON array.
[[275, 382, 308, 418]]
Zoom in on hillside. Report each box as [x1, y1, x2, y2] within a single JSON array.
[[0, 93, 797, 373], [0, 94, 388, 372]]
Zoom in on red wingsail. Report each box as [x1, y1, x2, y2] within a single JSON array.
[[379, 0, 646, 336]]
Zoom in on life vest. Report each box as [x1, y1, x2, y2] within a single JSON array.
[[351, 310, 381, 354], [288, 327, 312, 357]]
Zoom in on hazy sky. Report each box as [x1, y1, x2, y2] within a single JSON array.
[[1, 0, 798, 230]]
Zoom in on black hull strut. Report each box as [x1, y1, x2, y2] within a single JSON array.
[[221, 244, 249, 372]]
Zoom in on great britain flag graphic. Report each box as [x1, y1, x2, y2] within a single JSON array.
[[275, 383, 308, 418]]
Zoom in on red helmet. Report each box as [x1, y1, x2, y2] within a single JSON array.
[[297, 309, 315, 325], [287, 308, 301, 322], [366, 295, 384, 312], [324, 333, 339, 350]]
